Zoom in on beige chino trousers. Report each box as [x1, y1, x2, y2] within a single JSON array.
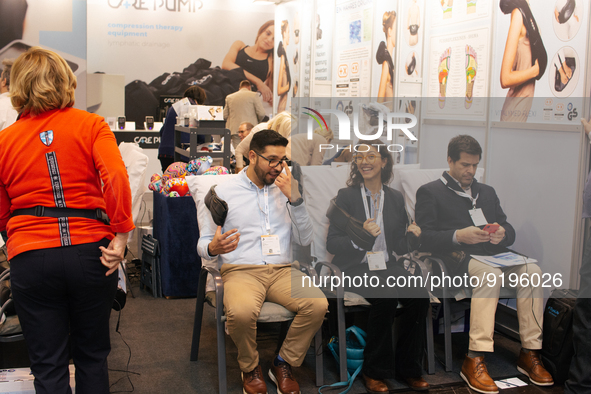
[[467, 258, 544, 352], [220, 263, 328, 373]]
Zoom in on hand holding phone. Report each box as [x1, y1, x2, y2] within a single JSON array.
[[483, 223, 500, 234]]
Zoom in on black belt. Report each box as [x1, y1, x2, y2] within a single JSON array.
[[11, 206, 110, 225]]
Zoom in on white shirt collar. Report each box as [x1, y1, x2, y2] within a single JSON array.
[[447, 171, 473, 191]]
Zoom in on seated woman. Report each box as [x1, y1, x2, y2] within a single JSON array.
[[326, 141, 430, 392]]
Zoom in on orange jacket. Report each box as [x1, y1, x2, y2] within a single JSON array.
[[0, 108, 135, 259]]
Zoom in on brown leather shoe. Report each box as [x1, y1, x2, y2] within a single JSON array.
[[242, 365, 267, 394], [460, 355, 499, 394], [268, 362, 300, 394], [362, 373, 389, 393], [517, 349, 554, 386], [403, 376, 430, 391]]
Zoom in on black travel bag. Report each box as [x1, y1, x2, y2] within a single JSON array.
[[541, 288, 577, 383]]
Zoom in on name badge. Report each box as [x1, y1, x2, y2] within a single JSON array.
[[261, 235, 281, 255], [367, 251, 387, 271], [469, 208, 488, 227]]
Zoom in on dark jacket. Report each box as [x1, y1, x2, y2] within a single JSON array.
[[327, 185, 411, 272], [415, 171, 516, 261]]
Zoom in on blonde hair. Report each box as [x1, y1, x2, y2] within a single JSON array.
[[267, 111, 293, 138], [10, 47, 77, 116], [314, 126, 333, 143]]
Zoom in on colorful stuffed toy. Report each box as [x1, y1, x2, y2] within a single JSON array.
[[165, 177, 190, 197], [187, 156, 213, 175], [148, 173, 163, 193], [163, 162, 188, 183], [202, 166, 229, 175]]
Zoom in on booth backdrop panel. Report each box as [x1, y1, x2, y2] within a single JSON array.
[[153, 191, 200, 297], [487, 127, 580, 290], [418, 122, 487, 170]]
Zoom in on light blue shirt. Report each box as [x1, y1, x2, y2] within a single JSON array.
[[197, 168, 313, 265]]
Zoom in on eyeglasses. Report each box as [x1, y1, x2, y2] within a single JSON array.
[[353, 153, 380, 164], [255, 151, 288, 168]]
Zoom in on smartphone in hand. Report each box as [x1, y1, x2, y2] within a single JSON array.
[[483, 223, 500, 234]]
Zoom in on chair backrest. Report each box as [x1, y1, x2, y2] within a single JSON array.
[[398, 168, 485, 221], [300, 165, 349, 265], [301, 163, 420, 265], [186, 173, 238, 291], [119, 142, 149, 224]]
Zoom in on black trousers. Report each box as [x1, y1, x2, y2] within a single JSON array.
[[344, 261, 429, 379], [565, 230, 591, 393], [11, 239, 117, 394]]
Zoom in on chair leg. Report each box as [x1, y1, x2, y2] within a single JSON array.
[[139, 259, 146, 290], [336, 299, 348, 382], [443, 297, 453, 372], [155, 258, 163, 297], [217, 316, 227, 394], [425, 304, 435, 375], [190, 269, 209, 361], [211, 273, 227, 394], [315, 328, 324, 386], [151, 259, 158, 297]]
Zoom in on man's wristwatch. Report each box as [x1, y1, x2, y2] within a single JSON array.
[[289, 197, 304, 207]]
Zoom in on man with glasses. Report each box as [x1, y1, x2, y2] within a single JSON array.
[[238, 122, 254, 141], [197, 130, 328, 394]]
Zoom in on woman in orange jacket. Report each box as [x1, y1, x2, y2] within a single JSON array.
[[0, 47, 134, 394]]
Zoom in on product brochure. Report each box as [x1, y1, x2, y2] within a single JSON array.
[[470, 252, 537, 268]]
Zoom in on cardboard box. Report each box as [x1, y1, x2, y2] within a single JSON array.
[[0, 365, 75, 393]]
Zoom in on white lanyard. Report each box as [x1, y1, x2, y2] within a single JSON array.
[[440, 176, 479, 209], [360, 184, 385, 230], [262, 185, 271, 234]]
